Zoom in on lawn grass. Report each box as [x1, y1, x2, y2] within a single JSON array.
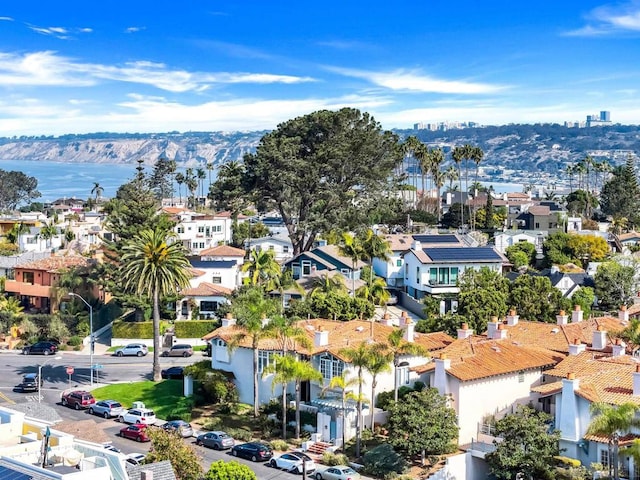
[[91, 380, 182, 420]]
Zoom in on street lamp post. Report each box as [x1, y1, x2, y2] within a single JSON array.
[[69, 292, 94, 386], [39, 356, 62, 403]]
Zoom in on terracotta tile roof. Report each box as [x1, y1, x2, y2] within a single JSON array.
[[382, 234, 415, 252], [628, 304, 640, 317], [200, 245, 246, 257], [507, 192, 531, 199], [162, 207, 186, 215], [180, 282, 232, 297], [528, 206, 551, 216], [531, 381, 563, 396], [187, 267, 207, 278], [202, 318, 453, 358], [584, 433, 640, 446], [491, 317, 626, 354], [543, 351, 634, 379], [619, 232, 640, 242], [412, 337, 563, 381], [17, 254, 91, 272]]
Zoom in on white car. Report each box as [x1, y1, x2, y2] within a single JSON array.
[[117, 408, 156, 425], [114, 344, 148, 357], [269, 452, 316, 474], [125, 453, 146, 466]]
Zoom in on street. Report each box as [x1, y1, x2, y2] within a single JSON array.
[[0, 351, 320, 480]]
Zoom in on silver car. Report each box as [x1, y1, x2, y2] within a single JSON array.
[[161, 420, 193, 438], [196, 431, 235, 450], [114, 343, 148, 357], [89, 399, 125, 418]]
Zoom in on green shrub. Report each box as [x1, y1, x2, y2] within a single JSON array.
[[167, 397, 194, 422], [174, 320, 219, 338], [270, 439, 289, 451], [67, 336, 83, 347], [202, 417, 223, 431], [185, 361, 238, 405], [112, 320, 153, 338], [554, 456, 582, 468], [362, 444, 407, 477], [205, 460, 256, 480], [322, 452, 350, 466], [226, 428, 253, 442]]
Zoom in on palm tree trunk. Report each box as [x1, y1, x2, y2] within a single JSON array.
[[393, 359, 399, 402], [253, 344, 259, 417], [295, 381, 301, 439], [341, 391, 346, 451], [370, 378, 377, 431], [282, 381, 287, 440], [152, 288, 161, 382], [614, 435, 620, 480], [356, 369, 363, 458]]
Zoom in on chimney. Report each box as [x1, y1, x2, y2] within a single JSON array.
[[592, 325, 607, 350], [314, 328, 329, 347], [619, 305, 630, 323], [506, 309, 519, 326], [612, 339, 626, 357], [559, 372, 581, 441], [556, 310, 569, 325], [487, 316, 500, 338], [380, 313, 394, 327], [399, 310, 408, 327], [222, 312, 236, 327], [457, 323, 473, 340], [402, 318, 415, 343], [411, 239, 422, 251], [493, 323, 508, 340], [568, 338, 586, 356], [141, 472, 153, 480], [434, 354, 451, 396], [634, 365, 640, 396], [571, 304, 583, 323]]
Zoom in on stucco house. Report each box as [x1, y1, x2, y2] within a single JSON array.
[[188, 245, 246, 291], [246, 233, 294, 263], [176, 282, 231, 320], [202, 315, 452, 445], [492, 230, 546, 255], [284, 244, 366, 283], [172, 210, 235, 254]]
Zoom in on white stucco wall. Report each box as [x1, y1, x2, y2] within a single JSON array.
[[189, 268, 240, 291], [373, 254, 404, 287]]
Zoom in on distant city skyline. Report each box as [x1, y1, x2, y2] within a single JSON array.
[[1, 1, 640, 135]]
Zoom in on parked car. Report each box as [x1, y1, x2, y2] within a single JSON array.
[[114, 343, 148, 357], [118, 408, 156, 425], [204, 343, 212, 357], [22, 341, 57, 355], [89, 400, 125, 418], [195, 431, 235, 450], [104, 445, 121, 453], [160, 366, 184, 380], [269, 452, 316, 474], [230, 442, 273, 462], [119, 424, 150, 442], [161, 420, 193, 438], [162, 343, 193, 357], [18, 373, 39, 392], [314, 466, 361, 480], [61, 390, 96, 410], [125, 453, 147, 466]]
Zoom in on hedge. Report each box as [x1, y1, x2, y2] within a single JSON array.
[[112, 321, 154, 338], [174, 320, 219, 339]]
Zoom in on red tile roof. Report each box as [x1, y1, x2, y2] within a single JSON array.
[[180, 282, 232, 297], [200, 245, 246, 257], [18, 255, 91, 272]]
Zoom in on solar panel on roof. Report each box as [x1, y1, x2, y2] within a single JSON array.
[[423, 247, 503, 262], [412, 234, 459, 244], [0, 465, 39, 480]]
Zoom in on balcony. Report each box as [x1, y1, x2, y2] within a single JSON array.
[[4, 280, 50, 298]]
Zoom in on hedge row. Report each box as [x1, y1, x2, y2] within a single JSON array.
[[112, 321, 154, 338], [174, 320, 219, 339]]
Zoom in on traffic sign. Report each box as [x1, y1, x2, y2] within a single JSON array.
[[92, 364, 104, 370], [66, 366, 74, 375]]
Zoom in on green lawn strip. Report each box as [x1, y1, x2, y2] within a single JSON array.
[[91, 380, 182, 420]]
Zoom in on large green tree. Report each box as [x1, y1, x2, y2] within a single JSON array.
[[595, 261, 636, 310], [145, 423, 203, 480], [386, 329, 427, 402], [120, 227, 191, 381], [386, 388, 458, 465], [241, 249, 281, 289], [457, 267, 510, 333], [508, 274, 566, 322], [242, 108, 403, 255], [0, 169, 41, 210], [205, 460, 256, 480], [601, 155, 640, 226], [485, 405, 560, 480]]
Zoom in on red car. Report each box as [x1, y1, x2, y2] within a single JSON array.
[[119, 424, 150, 442], [61, 390, 95, 410]]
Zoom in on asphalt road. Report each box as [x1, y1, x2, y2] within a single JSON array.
[[0, 351, 324, 480]]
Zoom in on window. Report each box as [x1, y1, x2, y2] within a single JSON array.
[[269, 245, 275, 251], [198, 226, 204, 233], [319, 354, 344, 381], [200, 301, 218, 312], [438, 267, 449, 285], [302, 261, 311, 276], [600, 449, 610, 469], [518, 370, 525, 383], [450, 267, 459, 284], [213, 225, 222, 233], [23, 271, 34, 284], [212, 276, 222, 284], [177, 227, 184, 234], [535, 222, 540, 229], [396, 259, 402, 267], [283, 246, 289, 253], [398, 366, 410, 385], [199, 242, 205, 249], [416, 266, 420, 280], [258, 351, 274, 373], [429, 268, 437, 285]]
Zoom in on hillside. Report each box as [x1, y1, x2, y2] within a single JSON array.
[[1, 125, 639, 175]]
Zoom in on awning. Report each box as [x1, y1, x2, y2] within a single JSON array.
[[309, 398, 368, 412]]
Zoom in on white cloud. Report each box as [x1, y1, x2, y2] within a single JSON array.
[[26, 24, 93, 39], [125, 26, 145, 33], [327, 67, 506, 94], [0, 50, 316, 91], [564, 1, 640, 36], [0, 17, 14, 21]]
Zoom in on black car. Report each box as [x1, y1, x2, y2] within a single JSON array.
[[23, 341, 58, 355], [160, 366, 184, 380], [18, 373, 39, 392], [230, 442, 273, 462]]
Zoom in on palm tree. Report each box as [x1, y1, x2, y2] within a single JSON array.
[[196, 167, 207, 206], [228, 287, 280, 417], [445, 165, 459, 192], [359, 229, 391, 286], [175, 172, 185, 205], [91, 182, 103, 207], [364, 346, 392, 430], [386, 329, 428, 401], [451, 146, 466, 228], [339, 342, 373, 458], [339, 232, 367, 297], [241, 249, 282, 289], [587, 402, 640, 480], [322, 370, 359, 450], [356, 276, 390, 309], [430, 148, 446, 221], [290, 359, 322, 439], [263, 354, 296, 440], [39, 224, 58, 248], [206, 161, 215, 206], [310, 272, 348, 298], [120, 227, 191, 381], [6, 222, 29, 245]]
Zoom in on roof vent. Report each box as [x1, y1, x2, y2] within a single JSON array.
[[356, 326, 364, 332]]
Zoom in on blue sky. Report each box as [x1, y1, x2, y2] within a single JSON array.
[[1, 1, 640, 135]]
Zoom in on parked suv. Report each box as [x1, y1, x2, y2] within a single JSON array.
[[118, 408, 156, 425], [23, 341, 57, 355], [89, 400, 125, 418], [18, 373, 39, 392], [114, 343, 148, 357], [162, 344, 193, 357], [61, 390, 96, 410]]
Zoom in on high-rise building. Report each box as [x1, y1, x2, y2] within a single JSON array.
[[600, 111, 610, 122]]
